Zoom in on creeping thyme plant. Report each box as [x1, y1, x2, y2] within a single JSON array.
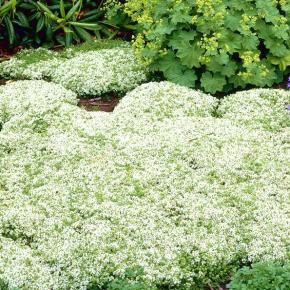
[[0, 80, 289, 289], [118, 0, 290, 93], [0, 40, 148, 97]]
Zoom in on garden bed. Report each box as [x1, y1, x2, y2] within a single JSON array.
[[1, 0, 290, 289], [0, 80, 289, 290]]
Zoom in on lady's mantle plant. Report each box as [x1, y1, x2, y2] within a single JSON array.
[[230, 261, 290, 290], [0, 80, 289, 289], [121, 0, 290, 93]]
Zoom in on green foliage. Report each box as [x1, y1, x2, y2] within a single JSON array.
[[0, 0, 17, 44], [36, 0, 102, 46], [0, 0, 134, 47], [123, 0, 290, 93], [0, 280, 8, 290], [106, 280, 154, 290], [230, 262, 290, 290], [89, 267, 158, 290]]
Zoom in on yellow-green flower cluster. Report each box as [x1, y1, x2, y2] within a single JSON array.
[[122, 0, 290, 93]]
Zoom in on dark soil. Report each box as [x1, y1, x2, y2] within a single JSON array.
[[204, 284, 229, 290], [0, 78, 119, 112], [0, 39, 23, 59], [78, 97, 119, 112]]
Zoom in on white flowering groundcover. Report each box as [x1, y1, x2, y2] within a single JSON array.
[[0, 41, 147, 97], [0, 80, 289, 290]]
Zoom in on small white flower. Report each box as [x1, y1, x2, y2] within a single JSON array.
[[0, 46, 148, 97], [0, 80, 289, 289]]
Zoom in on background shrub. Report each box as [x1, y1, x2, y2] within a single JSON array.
[[0, 0, 132, 47], [123, 0, 290, 93], [230, 262, 290, 290]]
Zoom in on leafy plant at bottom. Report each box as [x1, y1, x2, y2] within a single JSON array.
[[230, 262, 290, 290]]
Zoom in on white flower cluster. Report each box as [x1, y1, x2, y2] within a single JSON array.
[[0, 81, 289, 290], [218, 89, 290, 131], [0, 45, 147, 97], [0, 48, 59, 80]]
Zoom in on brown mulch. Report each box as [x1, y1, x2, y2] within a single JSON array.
[[0, 77, 119, 112], [78, 97, 119, 112]]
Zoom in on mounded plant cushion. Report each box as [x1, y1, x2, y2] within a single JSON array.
[[217, 89, 290, 131], [0, 41, 147, 97], [0, 81, 289, 289]]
